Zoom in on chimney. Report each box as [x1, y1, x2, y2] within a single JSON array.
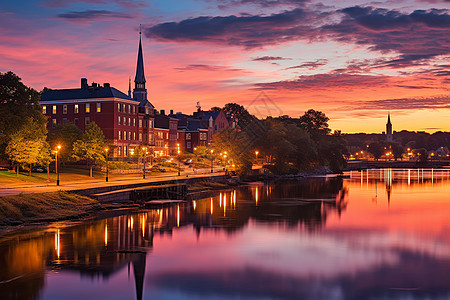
[[81, 78, 88, 89], [103, 83, 110, 87], [170, 109, 174, 115], [160, 109, 165, 115]]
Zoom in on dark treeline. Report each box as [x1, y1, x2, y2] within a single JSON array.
[[344, 131, 450, 151], [213, 104, 348, 175]]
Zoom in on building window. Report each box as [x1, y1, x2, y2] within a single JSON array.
[[63, 118, 67, 124], [128, 105, 131, 113], [118, 103, 121, 112], [128, 117, 131, 126], [139, 133, 142, 141], [133, 118, 136, 126], [52, 119, 56, 127], [63, 105, 67, 114], [52, 105, 57, 114], [118, 131, 121, 140], [74, 118, 79, 126], [139, 119, 142, 128], [74, 104, 79, 114], [133, 132, 136, 140], [133, 106, 136, 114], [123, 131, 126, 140], [123, 104, 126, 112], [118, 116, 121, 125], [186, 133, 191, 140], [123, 116, 126, 125], [118, 146, 122, 156], [85, 117, 90, 125], [43, 106, 46, 114], [149, 120, 153, 128], [124, 146, 127, 157], [97, 103, 101, 113], [149, 134, 153, 143], [128, 131, 131, 140], [86, 103, 90, 113], [187, 142, 191, 149]]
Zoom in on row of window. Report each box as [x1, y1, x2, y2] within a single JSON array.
[[138, 119, 154, 128], [117, 103, 137, 114], [43, 103, 101, 115], [51, 117, 90, 127]]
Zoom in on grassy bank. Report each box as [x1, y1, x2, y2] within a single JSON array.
[[0, 191, 99, 225]]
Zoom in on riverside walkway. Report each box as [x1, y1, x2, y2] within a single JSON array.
[[0, 168, 226, 197]]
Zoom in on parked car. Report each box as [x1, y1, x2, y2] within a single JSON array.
[[32, 166, 48, 173], [184, 159, 193, 165], [161, 158, 167, 162], [159, 168, 166, 172]]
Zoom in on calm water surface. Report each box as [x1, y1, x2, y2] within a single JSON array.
[[1, 168, 450, 300]]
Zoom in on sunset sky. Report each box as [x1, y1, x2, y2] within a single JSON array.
[[1, 0, 449, 133]]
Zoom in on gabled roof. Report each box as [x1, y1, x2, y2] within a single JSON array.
[[196, 110, 221, 120], [41, 86, 135, 102]]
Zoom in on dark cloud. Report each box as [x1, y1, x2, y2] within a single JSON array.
[[217, 0, 309, 10], [43, 0, 147, 9], [145, 6, 450, 69], [252, 56, 291, 61], [325, 7, 450, 65], [144, 8, 323, 49], [175, 64, 244, 72], [57, 10, 133, 20], [285, 59, 327, 70], [341, 95, 450, 111], [255, 73, 389, 90]]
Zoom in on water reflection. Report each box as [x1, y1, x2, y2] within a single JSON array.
[[1, 170, 450, 300]]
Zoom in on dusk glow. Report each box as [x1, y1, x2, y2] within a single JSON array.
[[1, 0, 449, 132]]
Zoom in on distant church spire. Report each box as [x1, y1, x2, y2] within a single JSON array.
[[133, 25, 147, 102], [128, 77, 131, 98], [386, 113, 393, 142]]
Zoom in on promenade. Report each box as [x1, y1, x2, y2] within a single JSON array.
[[0, 168, 225, 197]]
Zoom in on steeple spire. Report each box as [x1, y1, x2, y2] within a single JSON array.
[[128, 77, 131, 97], [387, 112, 391, 125], [135, 26, 146, 85], [133, 25, 148, 102]]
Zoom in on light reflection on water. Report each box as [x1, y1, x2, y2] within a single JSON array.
[[1, 168, 450, 300]]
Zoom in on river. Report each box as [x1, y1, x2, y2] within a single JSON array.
[[1, 168, 450, 300]]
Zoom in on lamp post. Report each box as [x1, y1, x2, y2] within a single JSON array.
[[210, 149, 214, 173], [104, 148, 109, 182], [142, 147, 147, 179], [177, 143, 181, 176], [56, 145, 61, 186], [255, 150, 259, 163]]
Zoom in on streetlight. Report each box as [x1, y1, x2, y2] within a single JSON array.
[[210, 149, 214, 173], [142, 147, 147, 179], [105, 148, 109, 182], [255, 150, 259, 163], [55, 145, 61, 186]]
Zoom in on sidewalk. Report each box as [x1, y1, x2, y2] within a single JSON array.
[[0, 168, 225, 197]]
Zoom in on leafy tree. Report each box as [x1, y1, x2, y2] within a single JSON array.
[[299, 109, 331, 139], [368, 142, 384, 160], [389, 142, 404, 160], [212, 129, 252, 175], [209, 106, 222, 112], [72, 122, 106, 177], [5, 117, 51, 175], [0, 71, 46, 159], [48, 122, 82, 163]]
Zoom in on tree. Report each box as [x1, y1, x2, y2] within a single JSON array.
[[72, 122, 106, 177], [299, 109, 331, 139], [48, 122, 82, 163], [5, 117, 51, 175], [389, 142, 404, 160], [209, 106, 222, 112], [368, 142, 384, 160], [213, 129, 253, 175], [0, 71, 46, 159]]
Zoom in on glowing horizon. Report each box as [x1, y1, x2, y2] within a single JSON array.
[[1, 0, 449, 133]]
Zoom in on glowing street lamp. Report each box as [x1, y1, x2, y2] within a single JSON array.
[[255, 150, 259, 163], [142, 147, 147, 179], [104, 148, 109, 182], [210, 149, 214, 173], [55, 145, 61, 186]]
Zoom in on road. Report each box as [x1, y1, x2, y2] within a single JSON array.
[[0, 168, 226, 197]]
